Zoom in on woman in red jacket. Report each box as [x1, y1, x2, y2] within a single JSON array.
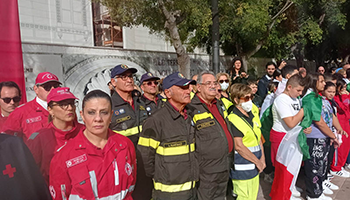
[[331, 79, 350, 177], [49, 90, 136, 200], [27, 87, 84, 184]]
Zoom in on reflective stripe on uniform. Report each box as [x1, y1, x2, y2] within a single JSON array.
[[68, 185, 135, 200], [234, 145, 260, 154], [153, 180, 195, 193], [193, 112, 213, 123], [234, 163, 256, 171], [156, 143, 195, 156], [113, 125, 142, 137], [138, 137, 160, 149], [61, 184, 67, 200], [89, 170, 98, 198], [114, 160, 119, 186]]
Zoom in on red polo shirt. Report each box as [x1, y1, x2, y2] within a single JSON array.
[[198, 96, 233, 152]]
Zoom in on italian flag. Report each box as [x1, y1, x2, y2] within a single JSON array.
[[269, 91, 322, 200]]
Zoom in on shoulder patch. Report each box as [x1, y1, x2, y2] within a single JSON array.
[[66, 154, 87, 168]]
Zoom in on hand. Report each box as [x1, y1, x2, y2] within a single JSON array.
[[241, 72, 247, 78], [256, 160, 266, 173], [331, 137, 340, 148], [303, 127, 312, 134], [338, 129, 348, 138]]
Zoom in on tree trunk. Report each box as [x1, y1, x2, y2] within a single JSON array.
[[158, 0, 190, 78]]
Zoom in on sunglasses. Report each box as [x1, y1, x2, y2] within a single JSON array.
[[39, 83, 61, 92], [1, 96, 21, 104], [51, 100, 78, 110], [116, 74, 134, 81], [240, 95, 253, 102], [144, 81, 159, 86], [218, 79, 229, 84]]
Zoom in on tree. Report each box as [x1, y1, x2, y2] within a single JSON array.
[[96, 0, 212, 77]]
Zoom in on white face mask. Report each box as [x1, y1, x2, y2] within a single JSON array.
[[241, 100, 253, 112], [220, 82, 229, 91]]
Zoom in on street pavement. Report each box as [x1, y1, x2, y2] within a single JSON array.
[[227, 170, 350, 200]]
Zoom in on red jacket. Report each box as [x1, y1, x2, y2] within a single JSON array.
[[49, 129, 136, 200], [0, 115, 7, 131], [1, 98, 49, 140], [26, 122, 85, 184], [334, 94, 350, 130]]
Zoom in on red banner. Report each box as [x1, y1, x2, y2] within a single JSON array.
[[0, 0, 27, 103]]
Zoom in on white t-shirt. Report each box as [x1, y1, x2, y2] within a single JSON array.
[[272, 93, 301, 132], [274, 78, 288, 97]]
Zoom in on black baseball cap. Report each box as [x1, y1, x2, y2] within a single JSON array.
[[163, 72, 196, 90], [110, 64, 137, 78]]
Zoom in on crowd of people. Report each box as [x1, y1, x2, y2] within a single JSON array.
[[1, 60, 350, 200]]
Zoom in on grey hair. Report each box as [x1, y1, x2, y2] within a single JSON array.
[[197, 70, 215, 84]]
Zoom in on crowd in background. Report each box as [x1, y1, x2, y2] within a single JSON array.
[[1, 60, 350, 200]]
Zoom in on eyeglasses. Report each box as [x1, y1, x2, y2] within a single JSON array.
[[39, 83, 61, 92], [200, 81, 219, 86], [1, 96, 21, 104], [240, 95, 253, 102], [115, 74, 134, 81], [52, 100, 78, 110], [218, 79, 229, 84], [144, 81, 159, 86]]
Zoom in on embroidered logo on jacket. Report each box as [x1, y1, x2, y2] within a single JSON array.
[[26, 116, 42, 124], [125, 163, 132, 176], [66, 154, 87, 168]]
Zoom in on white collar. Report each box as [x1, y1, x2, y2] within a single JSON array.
[[282, 78, 288, 83], [36, 97, 48, 111], [265, 75, 272, 80]]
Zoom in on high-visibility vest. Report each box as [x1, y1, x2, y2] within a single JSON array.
[[227, 109, 262, 180]]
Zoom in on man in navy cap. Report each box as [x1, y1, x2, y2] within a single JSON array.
[[140, 72, 163, 115], [109, 64, 152, 200], [138, 72, 199, 199]]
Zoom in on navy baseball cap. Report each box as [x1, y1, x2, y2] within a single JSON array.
[[140, 72, 160, 84], [110, 64, 137, 78], [163, 72, 196, 90]]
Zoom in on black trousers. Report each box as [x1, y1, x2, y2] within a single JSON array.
[[304, 138, 330, 198], [263, 145, 274, 174], [325, 144, 335, 180]]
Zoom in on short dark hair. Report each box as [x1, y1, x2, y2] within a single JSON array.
[[324, 81, 336, 91], [265, 61, 276, 69], [273, 69, 281, 80], [332, 73, 344, 82], [0, 81, 21, 98], [281, 65, 298, 78], [82, 90, 112, 111], [286, 74, 305, 88]]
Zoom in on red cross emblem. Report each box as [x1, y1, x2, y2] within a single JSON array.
[[3, 164, 16, 178]]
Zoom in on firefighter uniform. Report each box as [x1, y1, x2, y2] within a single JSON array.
[[138, 101, 199, 200], [227, 106, 262, 200], [140, 95, 164, 116], [110, 91, 152, 199], [110, 91, 148, 146], [188, 95, 234, 200], [26, 122, 84, 184], [49, 129, 136, 200], [2, 98, 49, 140]]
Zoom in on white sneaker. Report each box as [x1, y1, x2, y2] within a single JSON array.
[[323, 186, 333, 195], [307, 194, 332, 200], [344, 164, 350, 171], [330, 169, 350, 177], [295, 186, 303, 193], [292, 187, 301, 197], [323, 180, 339, 190]]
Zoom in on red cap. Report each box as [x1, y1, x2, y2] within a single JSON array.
[[47, 87, 77, 104], [35, 72, 61, 85]]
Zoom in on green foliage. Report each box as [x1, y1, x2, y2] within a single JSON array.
[[97, 0, 212, 47]]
